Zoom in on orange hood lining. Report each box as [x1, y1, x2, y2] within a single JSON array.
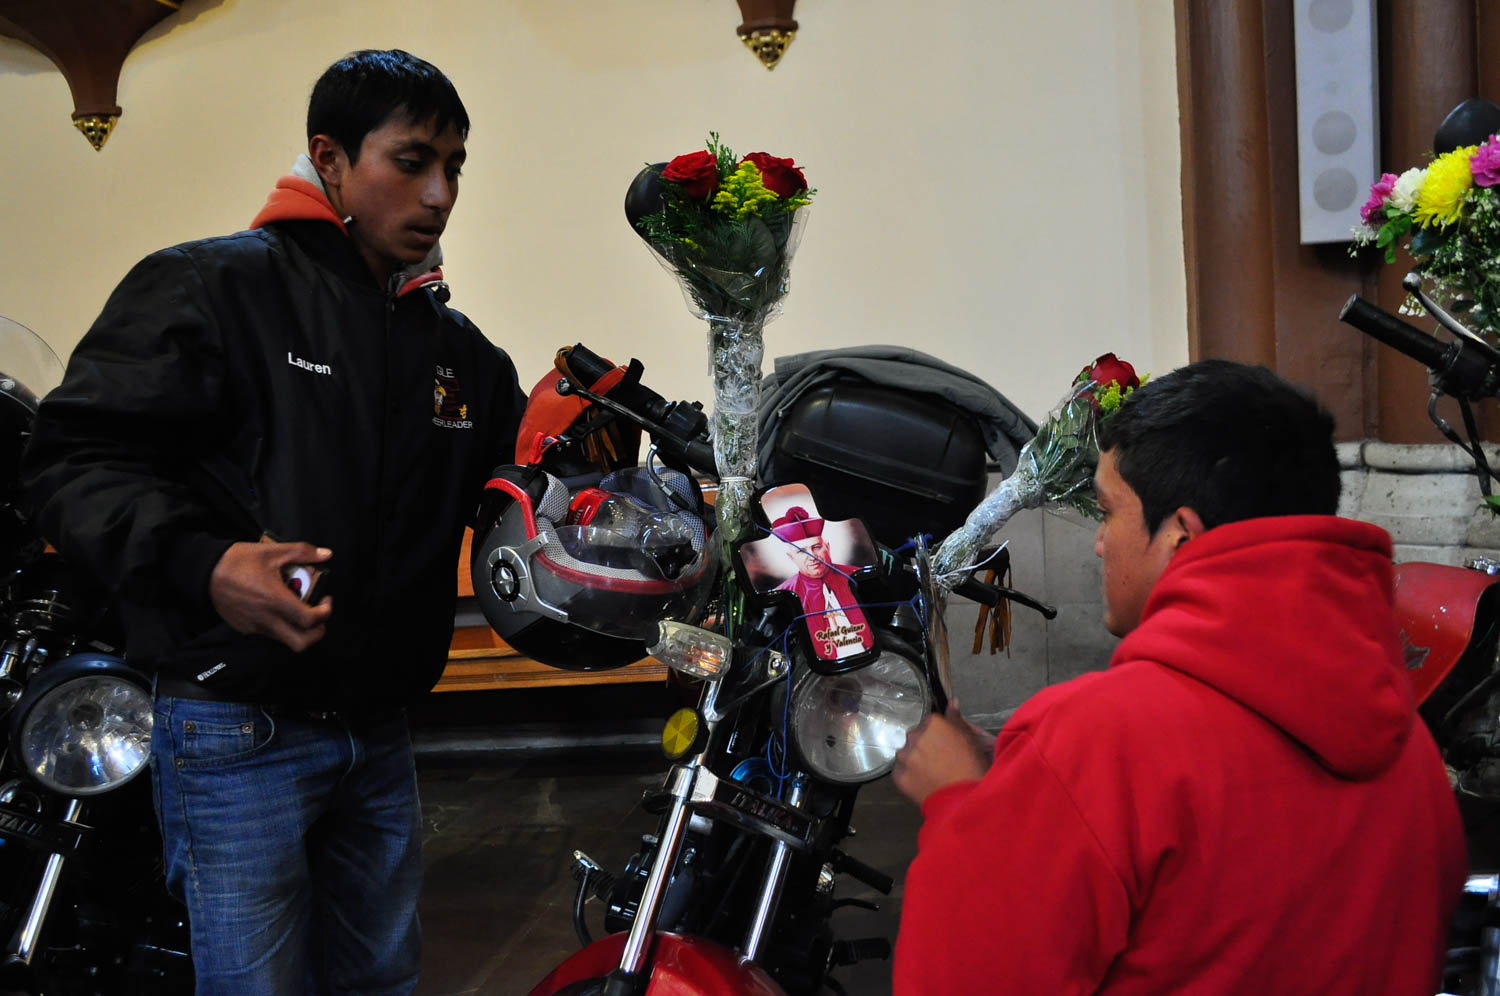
[[249, 174, 444, 297], [250, 175, 347, 233]]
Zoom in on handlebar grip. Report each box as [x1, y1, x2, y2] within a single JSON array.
[[830, 849, 894, 895], [997, 586, 1059, 621], [952, 574, 1002, 607], [668, 438, 718, 480], [560, 343, 615, 386], [1339, 295, 1499, 399], [1338, 296, 1450, 369], [951, 574, 1059, 620]]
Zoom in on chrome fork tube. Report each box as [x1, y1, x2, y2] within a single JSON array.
[[7, 798, 83, 966], [618, 765, 694, 975], [741, 774, 808, 962], [617, 680, 723, 976]]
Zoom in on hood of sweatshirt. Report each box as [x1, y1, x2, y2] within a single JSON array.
[[249, 154, 446, 297], [1112, 515, 1414, 780]]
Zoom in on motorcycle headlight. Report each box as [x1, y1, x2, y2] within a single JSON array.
[[789, 648, 931, 784], [10, 653, 152, 796]]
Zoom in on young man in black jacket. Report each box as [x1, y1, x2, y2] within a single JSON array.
[[21, 49, 527, 995]]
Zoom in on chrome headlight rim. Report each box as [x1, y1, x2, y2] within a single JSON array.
[[788, 644, 932, 785], [9, 652, 153, 797]]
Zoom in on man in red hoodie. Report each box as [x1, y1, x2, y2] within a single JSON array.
[[891, 360, 1466, 994], [23, 51, 526, 995]]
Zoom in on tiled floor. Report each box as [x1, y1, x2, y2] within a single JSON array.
[[410, 686, 921, 996]]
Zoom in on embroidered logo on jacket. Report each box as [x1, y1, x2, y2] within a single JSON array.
[[433, 364, 473, 429]]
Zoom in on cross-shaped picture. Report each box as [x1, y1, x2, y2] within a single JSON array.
[[738, 484, 878, 663]]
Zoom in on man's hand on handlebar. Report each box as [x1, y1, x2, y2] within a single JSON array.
[[893, 700, 994, 808], [209, 541, 333, 652]]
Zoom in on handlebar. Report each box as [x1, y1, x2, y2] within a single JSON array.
[[903, 545, 1056, 619], [953, 574, 1058, 619], [1339, 291, 1500, 498], [555, 344, 719, 478], [557, 343, 1062, 620], [1339, 295, 1500, 399]]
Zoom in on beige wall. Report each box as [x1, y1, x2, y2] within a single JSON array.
[[0, 0, 1186, 422]]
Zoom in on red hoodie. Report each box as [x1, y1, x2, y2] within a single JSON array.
[[894, 516, 1466, 995]]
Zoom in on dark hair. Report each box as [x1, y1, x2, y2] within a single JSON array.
[[306, 49, 469, 163], [1096, 360, 1340, 534]]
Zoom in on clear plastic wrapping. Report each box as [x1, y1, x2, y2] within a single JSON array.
[[641, 213, 806, 542], [932, 362, 1135, 587], [704, 317, 762, 543], [630, 139, 813, 544]]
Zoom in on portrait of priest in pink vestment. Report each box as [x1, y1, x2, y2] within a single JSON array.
[[769, 506, 876, 661]]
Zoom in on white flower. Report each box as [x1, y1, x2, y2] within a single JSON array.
[[1350, 223, 1378, 244], [1389, 167, 1427, 212]]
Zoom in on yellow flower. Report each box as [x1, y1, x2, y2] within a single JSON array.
[[1414, 145, 1477, 228], [1097, 383, 1134, 415], [712, 162, 780, 219]]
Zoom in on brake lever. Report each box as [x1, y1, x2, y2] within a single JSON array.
[[1403, 271, 1500, 365], [555, 375, 717, 477]]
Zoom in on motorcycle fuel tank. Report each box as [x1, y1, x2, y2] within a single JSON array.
[[528, 930, 786, 996], [1394, 561, 1500, 704]]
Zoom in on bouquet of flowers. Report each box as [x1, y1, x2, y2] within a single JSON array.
[[1353, 134, 1500, 341], [932, 353, 1142, 587], [626, 134, 814, 543]]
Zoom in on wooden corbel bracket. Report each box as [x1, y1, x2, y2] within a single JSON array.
[[0, 0, 186, 151], [736, 0, 797, 70]]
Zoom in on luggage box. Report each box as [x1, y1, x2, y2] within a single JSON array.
[[762, 379, 988, 549]]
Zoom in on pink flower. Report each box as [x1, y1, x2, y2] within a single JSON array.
[[1360, 172, 1398, 223], [1471, 137, 1500, 188]]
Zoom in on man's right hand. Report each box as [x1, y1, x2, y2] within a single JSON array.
[[209, 541, 333, 652], [892, 700, 994, 809]]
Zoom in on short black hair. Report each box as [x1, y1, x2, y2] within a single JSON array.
[[1096, 360, 1340, 534], [306, 49, 469, 164]]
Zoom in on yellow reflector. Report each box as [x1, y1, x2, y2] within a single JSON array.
[[662, 707, 701, 759]]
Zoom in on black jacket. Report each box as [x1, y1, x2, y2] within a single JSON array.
[[20, 218, 526, 709]]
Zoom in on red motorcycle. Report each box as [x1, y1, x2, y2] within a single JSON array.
[[1341, 290, 1500, 994]]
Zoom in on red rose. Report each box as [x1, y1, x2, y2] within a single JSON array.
[[741, 152, 808, 199], [1084, 353, 1139, 390], [661, 150, 720, 200]]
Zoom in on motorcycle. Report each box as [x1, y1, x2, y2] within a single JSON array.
[[0, 317, 190, 995], [470, 343, 1050, 996], [1339, 288, 1500, 996]]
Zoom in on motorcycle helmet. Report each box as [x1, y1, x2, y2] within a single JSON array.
[[471, 464, 715, 670]]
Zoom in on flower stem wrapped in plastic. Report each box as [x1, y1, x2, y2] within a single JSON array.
[[932, 353, 1142, 587], [625, 134, 813, 546]]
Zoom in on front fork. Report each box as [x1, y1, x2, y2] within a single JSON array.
[[5, 796, 83, 968], [617, 676, 727, 978], [616, 763, 698, 977], [599, 679, 810, 993], [740, 776, 807, 962]]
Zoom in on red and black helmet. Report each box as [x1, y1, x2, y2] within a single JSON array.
[[470, 465, 715, 671]]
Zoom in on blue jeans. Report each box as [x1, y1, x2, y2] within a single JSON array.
[[151, 696, 422, 996]]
